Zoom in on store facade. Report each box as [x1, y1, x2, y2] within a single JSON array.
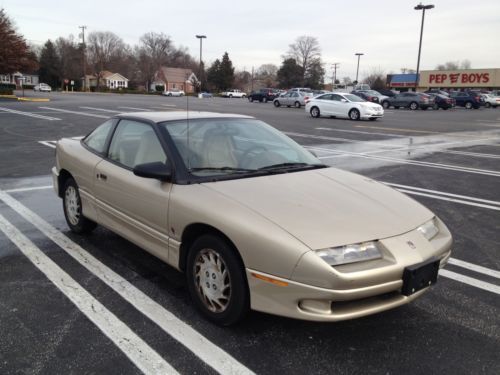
[[387, 69, 500, 91]]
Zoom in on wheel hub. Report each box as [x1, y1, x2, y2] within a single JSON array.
[[65, 186, 80, 225], [194, 249, 231, 313]]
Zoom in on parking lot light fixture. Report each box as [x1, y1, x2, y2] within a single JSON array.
[[414, 3, 434, 91], [195, 35, 207, 92], [355, 53, 364, 85]]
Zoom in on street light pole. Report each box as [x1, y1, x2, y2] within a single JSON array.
[[414, 3, 434, 91], [355, 53, 364, 84], [195, 35, 206, 93], [332, 63, 340, 87], [79, 25, 87, 92]]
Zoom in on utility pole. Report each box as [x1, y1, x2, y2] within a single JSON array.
[[355, 53, 364, 84], [195, 35, 206, 93], [332, 63, 340, 87], [414, 3, 434, 91], [79, 25, 87, 92]]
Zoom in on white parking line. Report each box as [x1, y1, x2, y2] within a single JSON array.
[[117, 106, 152, 111], [315, 127, 407, 138], [38, 141, 56, 149], [80, 106, 122, 113], [0, 190, 255, 375], [39, 107, 108, 119], [448, 258, 500, 279], [440, 269, 500, 295], [0, 107, 61, 121], [0, 213, 178, 375], [315, 148, 500, 177], [4, 185, 53, 193], [384, 182, 500, 207]]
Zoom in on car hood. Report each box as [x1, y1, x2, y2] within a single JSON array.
[[361, 101, 383, 109], [202, 168, 433, 250]]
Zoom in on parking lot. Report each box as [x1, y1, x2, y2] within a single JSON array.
[[0, 92, 499, 374]]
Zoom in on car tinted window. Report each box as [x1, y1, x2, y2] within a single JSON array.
[[331, 94, 343, 101], [108, 120, 167, 169], [317, 94, 333, 100], [83, 120, 114, 154]]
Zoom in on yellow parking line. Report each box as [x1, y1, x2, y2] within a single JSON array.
[[355, 125, 441, 134]]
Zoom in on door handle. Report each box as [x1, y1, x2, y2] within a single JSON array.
[[96, 173, 107, 181]]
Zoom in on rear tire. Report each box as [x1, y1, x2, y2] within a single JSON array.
[[409, 102, 418, 110], [294, 101, 301, 108], [485, 102, 491, 108], [310, 106, 320, 118], [186, 234, 249, 326], [465, 101, 473, 109], [382, 101, 390, 109], [263, 97, 268, 103], [62, 178, 97, 234], [349, 108, 360, 120], [273, 100, 280, 107], [249, 97, 254, 102]]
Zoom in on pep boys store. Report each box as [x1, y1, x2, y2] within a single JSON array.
[[419, 68, 500, 90]]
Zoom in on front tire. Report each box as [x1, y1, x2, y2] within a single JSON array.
[[382, 101, 390, 109], [62, 178, 97, 234], [294, 101, 301, 108], [409, 102, 418, 110], [263, 97, 268, 103], [485, 102, 491, 108], [249, 97, 254, 102], [274, 100, 280, 107], [349, 108, 360, 120], [465, 101, 473, 109], [186, 234, 249, 326], [310, 106, 320, 118]]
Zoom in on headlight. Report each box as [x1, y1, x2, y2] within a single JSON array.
[[315, 241, 382, 266], [417, 218, 439, 240]]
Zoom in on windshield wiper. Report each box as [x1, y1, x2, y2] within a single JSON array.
[[258, 162, 326, 171], [189, 167, 255, 173]]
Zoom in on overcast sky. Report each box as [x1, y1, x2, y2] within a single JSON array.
[[2, 0, 500, 80]]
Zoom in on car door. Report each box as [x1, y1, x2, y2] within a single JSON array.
[[314, 94, 334, 115], [93, 118, 172, 264], [330, 94, 347, 116]]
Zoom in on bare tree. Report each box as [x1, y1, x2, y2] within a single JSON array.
[[257, 64, 278, 77], [363, 68, 386, 89], [286, 36, 322, 86], [87, 31, 126, 88], [136, 32, 173, 89]]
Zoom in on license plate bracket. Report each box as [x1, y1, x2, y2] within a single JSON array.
[[402, 257, 440, 296]]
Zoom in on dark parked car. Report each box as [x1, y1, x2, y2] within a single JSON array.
[[381, 92, 433, 110], [428, 93, 455, 110], [248, 88, 278, 103], [375, 89, 397, 97], [351, 90, 380, 103], [424, 89, 450, 96], [449, 91, 484, 109]]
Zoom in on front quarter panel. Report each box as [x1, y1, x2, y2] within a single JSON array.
[[168, 183, 311, 279]]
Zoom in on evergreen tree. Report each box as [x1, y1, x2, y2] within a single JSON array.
[[207, 59, 221, 91], [219, 52, 234, 90], [39, 40, 61, 87], [277, 58, 303, 88]]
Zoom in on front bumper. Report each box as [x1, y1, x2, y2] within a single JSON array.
[[51, 166, 59, 196], [247, 249, 450, 322]]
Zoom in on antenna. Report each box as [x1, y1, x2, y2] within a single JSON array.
[[186, 72, 191, 171]]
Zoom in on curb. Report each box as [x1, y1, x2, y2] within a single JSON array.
[[0, 95, 50, 102]]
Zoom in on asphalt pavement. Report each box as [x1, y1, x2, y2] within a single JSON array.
[[0, 92, 499, 374]]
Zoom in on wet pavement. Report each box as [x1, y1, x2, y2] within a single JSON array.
[[0, 93, 499, 374]]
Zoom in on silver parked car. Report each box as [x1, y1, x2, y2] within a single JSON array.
[[273, 91, 313, 108]]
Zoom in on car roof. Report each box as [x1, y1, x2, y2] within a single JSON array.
[[115, 111, 254, 124]]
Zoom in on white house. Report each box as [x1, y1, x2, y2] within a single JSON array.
[[0, 72, 39, 87], [102, 71, 129, 89]]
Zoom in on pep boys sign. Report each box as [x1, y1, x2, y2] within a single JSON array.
[[424, 69, 495, 87]]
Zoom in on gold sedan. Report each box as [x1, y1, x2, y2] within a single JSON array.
[[52, 111, 452, 325]]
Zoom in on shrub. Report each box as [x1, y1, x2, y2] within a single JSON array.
[[0, 84, 15, 95], [155, 85, 165, 92]]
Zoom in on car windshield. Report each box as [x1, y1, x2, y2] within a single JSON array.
[[161, 118, 323, 177], [344, 94, 366, 102]]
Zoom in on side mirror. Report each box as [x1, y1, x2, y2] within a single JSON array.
[[341, 99, 348, 103], [133, 161, 172, 182]]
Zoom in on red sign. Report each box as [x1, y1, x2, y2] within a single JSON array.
[[428, 72, 490, 85]]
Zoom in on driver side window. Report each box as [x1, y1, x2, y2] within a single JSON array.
[[108, 120, 167, 169]]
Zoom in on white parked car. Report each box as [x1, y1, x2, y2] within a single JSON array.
[[273, 91, 313, 108], [305, 92, 384, 121], [221, 89, 246, 98], [163, 89, 185, 97], [481, 94, 499, 108], [34, 83, 52, 92]]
